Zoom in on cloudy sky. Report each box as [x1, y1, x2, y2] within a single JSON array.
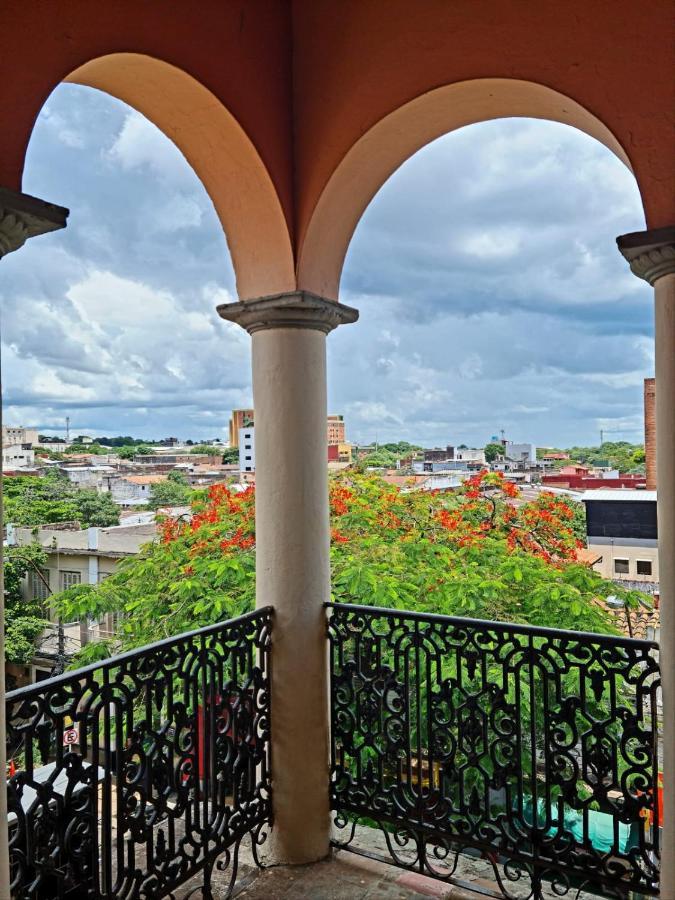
[[0, 84, 653, 448]]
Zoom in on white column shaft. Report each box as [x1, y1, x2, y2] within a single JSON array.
[[251, 326, 331, 863], [655, 272, 675, 890]]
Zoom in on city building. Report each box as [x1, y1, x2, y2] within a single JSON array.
[[326, 414, 345, 444], [105, 473, 168, 504], [6, 520, 158, 683], [581, 489, 658, 585], [543, 471, 647, 490], [502, 441, 537, 464], [420, 446, 484, 471], [228, 409, 255, 448], [327, 442, 352, 463], [2, 426, 39, 447], [2, 443, 35, 470], [239, 425, 255, 474], [230, 409, 346, 451], [645, 377, 656, 490]]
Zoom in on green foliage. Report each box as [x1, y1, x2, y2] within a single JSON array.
[[484, 442, 504, 463], [97, 436, 152, 447], [222, 447, 239, 464], [4, 543, 50, 663], [65, 443, 107, 455], [189, 444, 221, 455], [116, 444, 152, 459], [35, 447, 64, 461], [53, 474, 643, 658], [569, 501, 587, 543], [3, 472, 120, 527], [563, 441, 645, 474], [147, 479, 194, 509]]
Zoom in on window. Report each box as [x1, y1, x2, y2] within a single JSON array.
[[637, 559, 653, 576], [30, 569, 50, 603], [614, 558, 630, 575], [60, 570, 82, 591], [245, 455, 251, 460]]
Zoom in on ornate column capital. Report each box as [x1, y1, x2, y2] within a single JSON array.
[[616, 226, 675, 285], [217, 290, 359, 335], [0, 187, 68, 259]]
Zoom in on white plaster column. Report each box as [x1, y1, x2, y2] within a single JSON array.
[[618, 226, 675, 893], [0, 187, 68, 899], [218, 291, 357, 863]]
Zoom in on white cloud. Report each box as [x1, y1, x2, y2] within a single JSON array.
[[11, 84, 651, 445]]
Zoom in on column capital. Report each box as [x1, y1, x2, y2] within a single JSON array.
[[217, 290, 359, 335], [616, 225, 675, 286], [0, 187, 68, 258]]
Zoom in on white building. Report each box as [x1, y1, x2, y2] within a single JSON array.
[[581, 489, 659, 586], [455, 447, 486, 464], [2, 426, 39, 447], [503, 441, 537, 463], [6, 520, 158, 681], [2, 443, 35, 470], [239, 426, 255, 473]]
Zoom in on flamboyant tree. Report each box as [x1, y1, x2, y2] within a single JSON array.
[[54, 471, 643, 661]]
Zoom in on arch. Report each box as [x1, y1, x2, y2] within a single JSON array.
[[297, 78, 642, 300], [53, 53, 296, 300]]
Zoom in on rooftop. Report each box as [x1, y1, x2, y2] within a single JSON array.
[[580, 489, 657, 502]]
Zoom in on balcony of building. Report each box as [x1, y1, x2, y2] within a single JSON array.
[[0, 4, 673, 899], [6, 602, 660, 900]]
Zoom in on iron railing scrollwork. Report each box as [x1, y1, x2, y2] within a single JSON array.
[[327, 602, 660, 899], [6, 607, 273, 899]]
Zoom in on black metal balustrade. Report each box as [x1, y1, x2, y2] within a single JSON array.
[[6, 607, 273, 900], [327, 603, 661, 900]]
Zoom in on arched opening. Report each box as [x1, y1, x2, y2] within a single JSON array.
[[37, 53, 294, 300], [329, 115, 649, 451], [6, 78, 257, 449], [298, 78, 644, 299]]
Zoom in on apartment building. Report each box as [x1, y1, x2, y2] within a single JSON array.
[[6, 520, 158, 682], [581, 489, 658, 585], [230, 409, 346, 450], [228, 409, 255, 448], [239, 426, 255, 473]]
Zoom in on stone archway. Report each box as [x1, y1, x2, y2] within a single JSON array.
[[297, 78, 642, 299]]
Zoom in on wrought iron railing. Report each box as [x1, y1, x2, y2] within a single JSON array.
[[327, 603, 660, 899], [6, 607, 273, 900]]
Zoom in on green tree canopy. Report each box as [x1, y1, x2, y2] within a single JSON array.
[[3, 472, 120, 527], [147, 479, 194, 510], [484, 442, 504, 462], [54, 473, 644, 659], [4, 542, 50, 664]]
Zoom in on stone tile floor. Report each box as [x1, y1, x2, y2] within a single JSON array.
[[175, 824, 601, 899], [232, 852, 495, 899]]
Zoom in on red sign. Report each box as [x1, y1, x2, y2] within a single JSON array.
[[63, 726, 79, 746]]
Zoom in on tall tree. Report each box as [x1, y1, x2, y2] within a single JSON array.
[[54, 472, 644, 657]]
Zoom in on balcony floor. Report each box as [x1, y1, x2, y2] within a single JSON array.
[[175, 824, 597, 900], [232, 853, 494, 899]]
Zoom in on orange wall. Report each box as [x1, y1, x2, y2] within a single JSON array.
[[1, 1, 673, 272], [292, 0, 675, 232], [0, 0, 295, 236]]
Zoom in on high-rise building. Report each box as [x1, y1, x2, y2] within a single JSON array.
[[228, 409, 254, 448], [229, 410, 345, 448], [327, 415, 345, 445], [644, 377, 656, 490], [239, 426, 255, 474]]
